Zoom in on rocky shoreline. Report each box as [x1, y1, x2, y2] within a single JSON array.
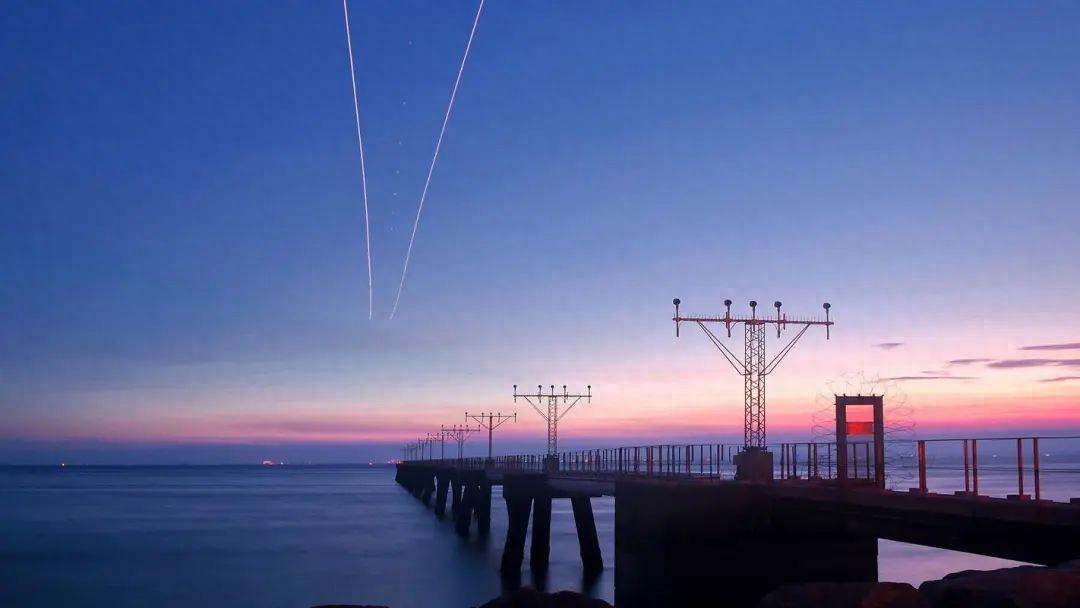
[[314, 559, 1080, 607]]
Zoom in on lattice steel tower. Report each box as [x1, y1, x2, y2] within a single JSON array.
[[673, 298, 833, 449], [513, 384, 591, 455]]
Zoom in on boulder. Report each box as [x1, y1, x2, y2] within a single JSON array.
[[918, 561, 1080, 608], [476, 586, 613, 608], [758, 582, 928, 608]]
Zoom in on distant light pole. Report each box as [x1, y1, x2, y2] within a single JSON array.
[[466, 411, 517, 459]]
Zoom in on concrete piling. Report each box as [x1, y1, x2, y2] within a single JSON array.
[[450, 476, 462, 519], [476, 483, 492, 535], [571, 496, 603, 574], [455, 481, 475, 536], [420, 472, 435, 506], [434, 474, 449, 517], [529, 494, 552, 572], [500, 493, 533, 574]]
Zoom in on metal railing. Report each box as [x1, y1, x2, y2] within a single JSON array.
[[908, 436, 1080, 502], [403, 435, 1080, 504]]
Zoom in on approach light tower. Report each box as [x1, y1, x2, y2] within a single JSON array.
[[427, 431, 447, 461], [673, 298, 833, 480], [417, 436, 435, 461], [513, 385, 591, 458], [466, 411, 516, 459], [441, 424, 480, 460]]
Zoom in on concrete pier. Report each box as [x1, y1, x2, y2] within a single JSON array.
[[420, 472, 434, 506], [455, 478, 476, 536], [434, 474, 449, 518], [571, 496, 603, 574], [530, 494, 553, 572], [500, 483, 534, 574], [394, 458, 1077, 604], [450, 476, 462, 519], [615, 479, 878, 608], [476, 483, 492, 535]]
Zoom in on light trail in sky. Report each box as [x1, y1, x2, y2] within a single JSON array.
[[390, 0, 485, 319], [342, 0, 373, 320]]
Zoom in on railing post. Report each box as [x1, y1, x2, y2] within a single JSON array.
[[963, 439, 970, 494], [852, 442, 858, 479], [972, 439, 979, 496], [1033, 437, 1041, 501], [864, 442, 871, 479], [827, 443, 833, 479], [782, 444, 788, 478], [917, 440, 927, 492], [1017, 438, 1025, 498]]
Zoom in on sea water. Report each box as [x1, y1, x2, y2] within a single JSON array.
[[1, 464, 1073, 607]]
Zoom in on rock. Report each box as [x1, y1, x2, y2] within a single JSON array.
[[758, 582, 928, 608], [476, 586, 613, 608], [918, 562, 1080, 608]]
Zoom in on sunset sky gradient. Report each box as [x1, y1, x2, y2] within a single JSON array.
[[2, 1, 1078, 463]]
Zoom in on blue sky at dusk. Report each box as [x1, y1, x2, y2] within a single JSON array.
[[2, 1, 1079, 463]]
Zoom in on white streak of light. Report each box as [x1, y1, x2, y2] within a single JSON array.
[[343, 0, 373, 320], [390, 0, 485, 319]]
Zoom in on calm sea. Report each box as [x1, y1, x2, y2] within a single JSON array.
[[0, 463, 1071, 607]]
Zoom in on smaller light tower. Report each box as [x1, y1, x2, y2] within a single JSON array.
[[441, 424, 480, 460], [428, 431, 447, 461], [466, 411, 516, 460], [417, 437, 434, 461], [513, 384, 591, 471]]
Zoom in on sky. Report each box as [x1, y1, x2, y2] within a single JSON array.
[[2, 1, 1078, 464]]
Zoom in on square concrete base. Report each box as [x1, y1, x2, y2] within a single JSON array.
[[735, 448, 774, 482]]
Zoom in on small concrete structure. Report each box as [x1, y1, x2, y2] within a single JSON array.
[[615, 479, 877, 607], [835, 394, 885, 487]]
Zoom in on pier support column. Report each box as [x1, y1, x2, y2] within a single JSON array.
[[420, 472, 435, 506], [409, 468, 425, 499], [450, 476, 462, 519], [500, 493, 533, 574], [434, 474, 449, 518], [571, 496, 604, 574], [530, 494, 552, 572], [615, 480, 877, 608], [455, 481, 476, 536], [476, 483, 492, 535]]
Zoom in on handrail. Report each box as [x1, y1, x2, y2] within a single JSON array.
[[400, 436, 1080, 504]]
